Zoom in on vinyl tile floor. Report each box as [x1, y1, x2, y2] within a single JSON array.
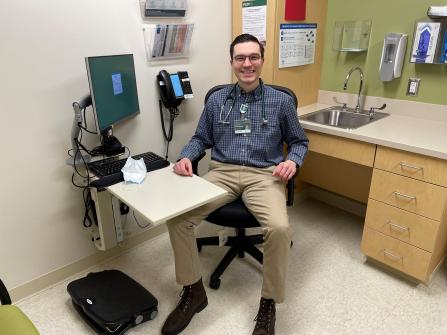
[[16, 199, 447, 334]]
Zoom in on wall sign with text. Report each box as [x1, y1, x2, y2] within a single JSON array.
[[279, 23, 317, 68]]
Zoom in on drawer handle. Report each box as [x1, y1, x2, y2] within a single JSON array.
[[399, 161, 424, 172], [387, 221, 409, 233], [383, 249, 403, 263], [393, 191, 416, 201]]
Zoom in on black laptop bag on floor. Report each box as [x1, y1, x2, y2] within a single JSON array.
[[67, 270, 158, 335]]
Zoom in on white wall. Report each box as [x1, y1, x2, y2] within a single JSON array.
[[0, 0, 231, 289]]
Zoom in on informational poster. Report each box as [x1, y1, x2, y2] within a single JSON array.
[[242, 0, 267, 45], [279, 23, 317, 68]]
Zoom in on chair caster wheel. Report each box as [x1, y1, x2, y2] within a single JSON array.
[[148, 308, 158, 320], [209, 277, 220, 290]]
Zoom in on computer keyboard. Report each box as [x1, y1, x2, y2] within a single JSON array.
[[88, 152, 170, 189]]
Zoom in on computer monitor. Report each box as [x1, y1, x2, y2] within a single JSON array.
[[85, 54, 140, 133]]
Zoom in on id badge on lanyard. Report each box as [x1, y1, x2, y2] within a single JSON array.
[[234, 103, 251, 134]]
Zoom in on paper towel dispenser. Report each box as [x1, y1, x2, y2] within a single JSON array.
[[379, 33, 408, 82]]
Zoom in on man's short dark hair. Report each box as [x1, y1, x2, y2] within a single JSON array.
[[230, 34, 264, 60]]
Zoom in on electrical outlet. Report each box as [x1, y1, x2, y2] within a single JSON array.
[[407, 78, 420, 96]]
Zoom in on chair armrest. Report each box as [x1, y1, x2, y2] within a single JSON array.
[[0, 279, 12, 305], [191, 152, 206, 175], [286, 165, 300, 206], [286, 174, 297, 207]]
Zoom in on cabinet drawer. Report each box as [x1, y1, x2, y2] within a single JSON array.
[[375, 146, 447, 187], [361, 226, 431, 281], [369, 169, 447, 221], [306, 131, 376, 167], [364, 199, 439, 252]]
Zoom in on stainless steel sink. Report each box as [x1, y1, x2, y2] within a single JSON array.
[[300, 106, 389, 129]]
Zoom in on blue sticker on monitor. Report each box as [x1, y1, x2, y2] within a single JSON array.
[[170, 74, 184, 98], [112, 72, 123, 95]]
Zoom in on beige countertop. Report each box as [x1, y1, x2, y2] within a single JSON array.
[[298, 102, 447, 161]]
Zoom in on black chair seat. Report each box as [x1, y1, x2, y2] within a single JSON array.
[[206, 199, 259, 228]]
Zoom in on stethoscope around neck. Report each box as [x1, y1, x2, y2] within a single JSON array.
[[219, 79, 268, 126]]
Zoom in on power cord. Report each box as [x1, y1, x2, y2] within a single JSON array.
[[68, 116, 132, 233], [68, 126, 98, 229], [132, 210, 151, 229], [79, 106, 97, 134], [78, 123, 97, 134], [82, 187, 97, 228], [159, 100, 180, 159]]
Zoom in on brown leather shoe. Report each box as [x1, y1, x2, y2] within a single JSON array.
[[252, 297, 276, 335], [161, 278, 208, 335]]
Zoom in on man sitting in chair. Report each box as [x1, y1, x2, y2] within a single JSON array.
[[162, 33, 309, 335]]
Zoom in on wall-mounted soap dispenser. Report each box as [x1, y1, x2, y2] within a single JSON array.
[[379, 33, 408, 82]]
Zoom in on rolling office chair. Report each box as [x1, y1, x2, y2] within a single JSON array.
[[0, 279, 40, 335], [194, 84, 298, 289]]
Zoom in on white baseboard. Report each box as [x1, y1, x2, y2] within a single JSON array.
[[11, 223, 167, 303]]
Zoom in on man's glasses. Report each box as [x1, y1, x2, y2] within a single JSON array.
[[233, 54, 262, 64]]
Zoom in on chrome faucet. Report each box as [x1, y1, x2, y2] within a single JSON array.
[[343, 67, 363, 113]]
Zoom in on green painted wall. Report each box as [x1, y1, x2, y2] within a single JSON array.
[[320, 0, 447, 105]]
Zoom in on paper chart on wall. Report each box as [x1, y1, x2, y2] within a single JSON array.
[[279, 23, 317, 68], [242, 0, 267, 45]]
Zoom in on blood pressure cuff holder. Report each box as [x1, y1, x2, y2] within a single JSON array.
[[67, 270, 158, 335]]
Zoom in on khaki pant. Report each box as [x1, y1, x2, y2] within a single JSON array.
[[166, 161, 291, 303]]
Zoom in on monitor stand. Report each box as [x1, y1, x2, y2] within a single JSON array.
[[100, 127, 125, 157], [66, 96, 92, 166]]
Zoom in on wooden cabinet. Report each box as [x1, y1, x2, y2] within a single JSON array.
[[297, 128, 447, 282], [364, 199, 439, 252], [362, 227, 432, 281], [306, 131, 376, 166], [369, 169, 447, 220], [361, 146, 447, 282], [374, 146, 447, 187], [299, 131, 375, 203]]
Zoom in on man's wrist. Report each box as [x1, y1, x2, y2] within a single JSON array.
[[285, 159, 297, 168]]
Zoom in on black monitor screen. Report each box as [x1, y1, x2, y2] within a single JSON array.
[[85, 54, 140, 132]]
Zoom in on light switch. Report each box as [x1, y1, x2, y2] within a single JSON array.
[[407, 78, 420, 96]]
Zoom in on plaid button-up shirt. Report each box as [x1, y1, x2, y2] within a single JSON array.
[[179, 84, 308, 168]]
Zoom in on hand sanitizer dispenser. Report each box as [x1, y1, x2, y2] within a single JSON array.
[[379, 33, 408, 82]]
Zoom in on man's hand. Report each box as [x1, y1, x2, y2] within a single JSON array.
[[272, 160, 297, 182], [173, 158, 193, 177]]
